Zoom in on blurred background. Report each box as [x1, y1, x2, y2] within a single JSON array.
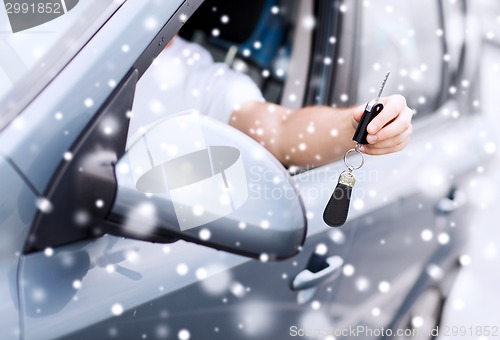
[[439, 0, 500, 335]]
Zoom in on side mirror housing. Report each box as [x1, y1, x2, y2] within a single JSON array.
[[107, 112, 307, 260]]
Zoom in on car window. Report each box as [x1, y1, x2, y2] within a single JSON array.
[[354, 0, 445, 117], [179, 0, 301, 105], [0, 0, 124, 123]]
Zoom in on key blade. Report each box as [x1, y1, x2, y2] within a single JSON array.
[[376, 71, 390, 101]]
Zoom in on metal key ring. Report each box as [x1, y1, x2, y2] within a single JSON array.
[[344, 147, 365, 170]]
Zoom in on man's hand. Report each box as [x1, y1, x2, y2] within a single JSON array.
[[230, 94, 413, 167], [352, 94, 413, 155]]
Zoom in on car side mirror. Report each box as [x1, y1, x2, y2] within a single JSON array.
[[106, 111, 307, 261]]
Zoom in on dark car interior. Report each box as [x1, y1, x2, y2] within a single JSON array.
[[180, 0, 299, 104]]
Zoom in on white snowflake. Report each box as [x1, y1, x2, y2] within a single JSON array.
[[44, 247, 54, 257], [371, 307, 381, 316], [437, 233, 450, 245], [37, 198, 53, 214], [329, 229, 345, 244], [176, 263, 189, 276], [302, 16, 315, 30], [411, 316, 424, 328], [355, 277, 370, 291], [144, 17, 158, 31], [459, 254, 472, 267], [200, 264, 232, 295], [192, 205, 204, 217], [315, 243, 328, 255], [426, 264, 443, 280], [95, 199, 104, 208], [84, 98, 94, 108], [178, 329, 190, 340], [111, 303, 124, 316], [199, 228, 211, 241], [421, 229, 433, 242], [195, 267, 207, 280], [311, 300, 321, 310], [230, 282, 246, 298], [378, 281, 391, 293], [484, 142, 496, 154], [343, 264, 355, 276], [353, 199, 364, 210]]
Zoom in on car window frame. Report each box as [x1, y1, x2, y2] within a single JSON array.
[[303, 0, 345, 107], [0, 0, 126, 131], [326, 0, 453, 117]]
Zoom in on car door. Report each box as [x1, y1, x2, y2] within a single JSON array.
[[0, 157, 38, 339]]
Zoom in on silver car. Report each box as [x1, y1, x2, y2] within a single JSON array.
[[0, 0, 491, 339]]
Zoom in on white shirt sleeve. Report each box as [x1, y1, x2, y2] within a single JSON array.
[[127, 37, 264, 144], [195, 62, 265, 123]]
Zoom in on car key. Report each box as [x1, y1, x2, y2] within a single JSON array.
[[353, 71, 390, 144], [323, 72, 390, 227]]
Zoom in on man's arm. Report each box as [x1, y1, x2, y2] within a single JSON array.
[[229, 95, 413, 167]]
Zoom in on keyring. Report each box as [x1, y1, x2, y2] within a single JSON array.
[[343, 147, 365, 170]]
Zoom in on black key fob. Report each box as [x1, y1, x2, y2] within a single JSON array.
[[323, 72, 389, 228], [352, 101, 384, 145], [323, 171, 355, 227]]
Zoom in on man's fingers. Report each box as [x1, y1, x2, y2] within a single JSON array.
[[371, 107, 413, 142], [361, 137, 410, 155], [367, 94, 407, 135], [365, 126, 412, 149], [352, 104, 367, 123]]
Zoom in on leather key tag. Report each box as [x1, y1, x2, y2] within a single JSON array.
[[323, 171, 355, 227]]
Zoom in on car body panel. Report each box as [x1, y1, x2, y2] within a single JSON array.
[[38, 113, 495, 339], [0, 156, 38, 339], [19, 236, 249, 339]]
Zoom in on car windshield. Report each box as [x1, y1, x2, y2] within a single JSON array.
[[0, 0, 125, 124]]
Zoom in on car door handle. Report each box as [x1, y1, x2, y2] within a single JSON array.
[[291, 255, 344, 291], [435, 189, 467, 214]]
